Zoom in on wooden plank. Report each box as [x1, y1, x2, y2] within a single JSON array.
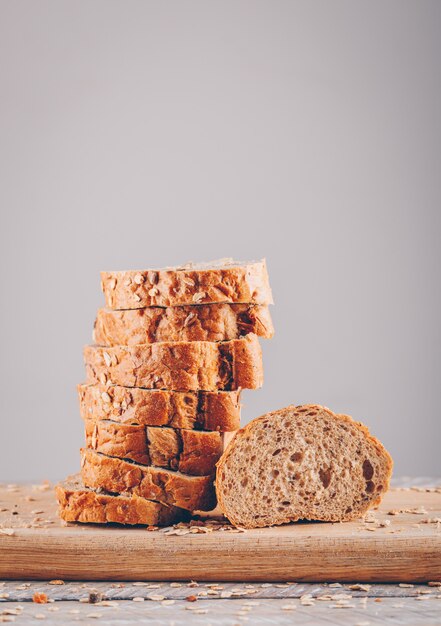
[[0, 484, 440, 582], [1, 598, 441, 626], [0, 581, 438, 601]]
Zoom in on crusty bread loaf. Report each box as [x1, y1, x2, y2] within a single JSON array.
[[101, 259, 273, 309], [84, 419, 223, 476], [56, 475, 188, 525], [81, 448, 216, 511], [78, 384, 241, 432], [94, 303, 274, 346], [84, 334, 263, 391], [216, 405, 393, 529]]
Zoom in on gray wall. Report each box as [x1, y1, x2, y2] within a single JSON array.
[[0, 1, 440, 481]]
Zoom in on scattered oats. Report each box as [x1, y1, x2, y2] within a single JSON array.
[[349, 584, 371, 591], [98, 601, 119, 607], [87, 613, 103, 619], [79, 598, 89, 603], [148, 595, 165, 601], [1, 610, 22, 616], [132, 597, 144, 602], [428, 581, 441, 587], [417, 589, 432, 595], [415, 596, 431, 601], [220, 591, 232, 598], [0, 594, 10, 599], [0, 529, 15, 536], [187, 581, 199, 587], [33, 615, 45, 620], [170, 583, 182, 588], [132, 582, 155, 587], [281, 604, 296, 610], [379, 519, 390, 527], [162, 600, 175, 606], [420, 517, 441, 524], [399, 583, 414, 588], [0, 617, 15, 623], [103, 352, 112, 367], [49, 580, 64, 585], [68, 609, 80, 613], [32, 593, 48, 604], [25, 496, 36, 502], [329, 583, 342, 588], [365, 527, 376, 532], [47, 607, 59, 612], [355, 622, 370, 626], [261, 583, 272, 588], [330, 603, 356, 609]]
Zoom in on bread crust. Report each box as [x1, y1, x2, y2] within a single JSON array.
[[56, 475, 188, 525], [84, 334, 263, 391], [78, 384, 241, 432], [94, 304, 274, 346], [81, 448, 216, 511], [216, 404, 393, 528], [84, 420, 223, 476], [101, 259, 273, 309]]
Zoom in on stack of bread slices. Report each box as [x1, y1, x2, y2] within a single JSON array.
[[56, 259, 274, 525]]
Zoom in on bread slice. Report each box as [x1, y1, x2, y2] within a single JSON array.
[[101, 259, 273, 309], [78, 384, 241, 432], [84, 420, 223, 476], [56, 475, 188, 525], [81, 448, 216, 511], [216, 404, 393, 528], [84, 334, 263, 391], [94, 303, 274, 346]]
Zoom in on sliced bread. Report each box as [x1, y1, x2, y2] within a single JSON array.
[[56, 475, 188, 525], [84, 334, 263, 391], [94, 303, 274, 346], [81, 448, 216, 511], [78, 384, 241, 432], [101, 258, 273, 309], [84, 420, 223, 476], [216, 404, 393, 528]]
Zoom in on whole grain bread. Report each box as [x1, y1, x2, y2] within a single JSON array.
[[78, 384, 241, 432], [84, 334, 263, 391], [94, 303, 274, 346], [101, 259, 273, 309], [216, 404, 393, 528], [84, 419, 223, 476], [56, 475, 188, 525], [81, 448, 216, 511]]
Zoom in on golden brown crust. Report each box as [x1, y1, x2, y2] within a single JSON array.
[[101, 259, 273, 309], [84, 334, 263, 391], [78, 384, 241, 432], [56, 475, 187, 525], [94, 304, 274, 346], [81, 449, 216, 511], [216, 404, 394, 528], [84, 420, 223, 476]]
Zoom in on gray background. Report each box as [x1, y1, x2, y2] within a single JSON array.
[[0, 1, 440, 481]]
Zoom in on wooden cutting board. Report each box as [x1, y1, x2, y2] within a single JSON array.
[[0, 483, 440, 582]]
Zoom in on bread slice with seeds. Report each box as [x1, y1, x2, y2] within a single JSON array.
[[78, 384, 241, 432], [84, 419, 223, 476], [94, 303, 274, 346], [81, 448, 216, 511], [216, 404, 393, 529], [56, 475, 188, 525], [101, 258, 273, 309], [84, 334, 263, 391]]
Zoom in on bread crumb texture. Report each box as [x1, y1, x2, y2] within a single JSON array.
[[216, 404, 393, 528]]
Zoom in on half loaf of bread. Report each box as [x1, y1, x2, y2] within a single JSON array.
[[216, 404, 393, 528]]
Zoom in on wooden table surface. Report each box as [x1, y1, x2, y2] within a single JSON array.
[[1, 477, 440, 624]]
